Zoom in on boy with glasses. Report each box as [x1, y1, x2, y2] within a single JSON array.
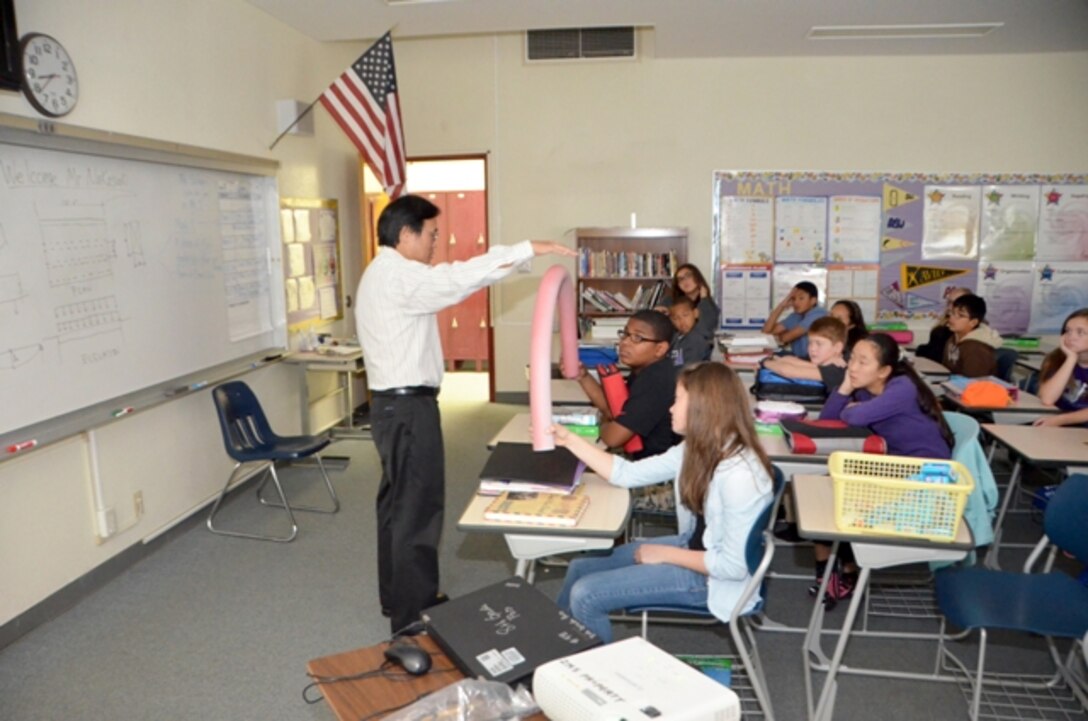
[[943, 293, 1002, 377]]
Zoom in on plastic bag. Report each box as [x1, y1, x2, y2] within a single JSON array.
[[383, 679, 538, 721]]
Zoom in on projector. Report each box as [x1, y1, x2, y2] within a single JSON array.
[[532, 637, 741, 721]]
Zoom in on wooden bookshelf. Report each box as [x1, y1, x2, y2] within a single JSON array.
[[572, 227, 688, 326]]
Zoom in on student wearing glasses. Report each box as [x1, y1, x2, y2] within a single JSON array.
[[576, 310, 680, 458]]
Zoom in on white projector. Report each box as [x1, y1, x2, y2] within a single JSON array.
[[532, 636, 741, 721]]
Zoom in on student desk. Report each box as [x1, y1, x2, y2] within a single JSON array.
[[939, 386, 1058, 425], [980, 424, 1088, 569], [284, 348, 367, 437], [457, 473, 631, 580], [306, 634, 547, 721], [793, 474, 973, 721], [904, 355, 951, 378]]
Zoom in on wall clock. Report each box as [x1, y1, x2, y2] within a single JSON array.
[[20, 32, 78, 117]]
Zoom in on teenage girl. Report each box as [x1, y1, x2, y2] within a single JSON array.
[[812, 333, 955, 604], [1035, 308, 1088, 428], [829, 299, 868, 358], [551, 362, 774, 643]]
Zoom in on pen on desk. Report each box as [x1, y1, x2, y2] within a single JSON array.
[[188, 381, 209, 391], [7, 439, 38, 453], [112, 406, 135, 418]]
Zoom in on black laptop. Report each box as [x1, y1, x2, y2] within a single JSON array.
[[421, 576, 601, 686]]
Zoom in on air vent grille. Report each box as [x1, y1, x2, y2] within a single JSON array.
[[527, 27, 635, 61]]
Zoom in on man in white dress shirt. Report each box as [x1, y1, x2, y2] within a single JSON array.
[[356, 194, 575, 633]]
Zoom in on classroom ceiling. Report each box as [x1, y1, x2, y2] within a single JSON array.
[[245, 0, 1088, 58]]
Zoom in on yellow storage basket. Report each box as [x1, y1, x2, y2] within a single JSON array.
[[828, 452, 975, 542]]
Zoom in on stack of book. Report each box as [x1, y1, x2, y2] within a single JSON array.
[[483, 485, 590, 527], [553, 405, 600, 439], [477, 442, 587, 496], [721, 333, 777, 366]]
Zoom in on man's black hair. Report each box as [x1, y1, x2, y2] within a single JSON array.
[[377, 195, 440, 247], [952, 293, 987, 322]]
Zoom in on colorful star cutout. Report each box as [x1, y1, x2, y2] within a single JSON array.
[[984, 265, 997, 280], [928, 189, 945, 204], [1040, 265, 1054, 281], [1046, 189, 1062, 205], [986, 189, 1003, 205]]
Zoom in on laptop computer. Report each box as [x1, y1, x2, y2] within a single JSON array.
[[422, 576, 601, 687]]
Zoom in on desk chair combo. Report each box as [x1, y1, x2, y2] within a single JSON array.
[[619, 465, 785, 720], [935, 473, 1088, 721], [207, 381, 340, 542]]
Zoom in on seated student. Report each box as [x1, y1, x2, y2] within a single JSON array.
[[668, 296, 713, 366], [829, 299, 868, 359], [762, 316, 848, 389], [662, 263, 721, 343], [814, 333, 955, 603], [943, 293, 1003, 377], [762, 281, 827, 360], [576, 309, 680, 458], [552, 362, 774, 642], [916, 287, 969, 363], [1034, 308, 1088, 428]]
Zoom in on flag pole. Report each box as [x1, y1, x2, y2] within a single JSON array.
[[268, 95, 322, 151]]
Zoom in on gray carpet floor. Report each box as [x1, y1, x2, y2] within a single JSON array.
[[0, 378, 1083, 720]]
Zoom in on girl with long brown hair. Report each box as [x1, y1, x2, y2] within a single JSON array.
[[551, 362, 774, 642], [1035, 308, 1088, 427]]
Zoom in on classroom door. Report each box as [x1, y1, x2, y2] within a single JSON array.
[[423, 190, 490, 370]]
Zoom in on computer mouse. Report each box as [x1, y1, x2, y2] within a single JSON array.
[[383, 642, 432, 676]]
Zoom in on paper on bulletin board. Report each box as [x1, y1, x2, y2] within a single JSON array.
[[1029, 262, 1088, 333], [980, 185, 1038, 261], [312, 244, 338, 285], [774, 196, 827, 262], [720, 196, 774, 263], [287, 242, 308, 277], [285, 278, 299, 312], [720, 264, 771, 327], [293, 209, 312, 242], [878, 261, 977, 321], [1037, 185, 1088, 261], [827, 264, 879, 324], [828, 195, 881, 262], [297, 276, 317, 310], [923, 186, 981, 260], [772, 263, 828, 307], [280, 209, 295, 244], [318, 286, 339, 319], [977, 261, 1033, 334], [317, 208, 337, 242]]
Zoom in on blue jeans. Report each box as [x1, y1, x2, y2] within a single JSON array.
[[556, 535, 708, 643]]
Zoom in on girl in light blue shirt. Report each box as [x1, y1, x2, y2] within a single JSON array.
[[551, 362, 774, 643]]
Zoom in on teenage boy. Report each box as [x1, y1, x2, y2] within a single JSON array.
[[762, 316, 848, 389], [577, 309, 679, 458], [763, 281, 827, 360], [943, 293, 1003, 377], [668, 296, 713, 366]]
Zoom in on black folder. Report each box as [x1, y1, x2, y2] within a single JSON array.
[[479, 443, 585, 489]]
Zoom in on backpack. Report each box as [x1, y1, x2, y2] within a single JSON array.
[[780, 418, 887, 455], [752, 367, 829, 403]]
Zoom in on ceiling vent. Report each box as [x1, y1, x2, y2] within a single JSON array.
[[526, 27, 636, 62]]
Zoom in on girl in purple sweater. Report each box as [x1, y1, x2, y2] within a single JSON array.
[[810, 333, 954, 605]]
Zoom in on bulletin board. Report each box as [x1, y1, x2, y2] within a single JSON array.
[[712, 171, 1088, 334], [280, 197, 343, 329]]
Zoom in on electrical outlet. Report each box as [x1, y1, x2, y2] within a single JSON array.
[[133, 491, 144, 518]]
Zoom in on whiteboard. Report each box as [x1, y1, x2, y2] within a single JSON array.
[[0, 121, 286, 438]]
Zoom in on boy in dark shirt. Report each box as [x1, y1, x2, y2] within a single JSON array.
[[762, 316, 848, 389], [668, 296, 713, 366]]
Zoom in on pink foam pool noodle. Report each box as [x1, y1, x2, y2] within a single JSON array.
[[529, 265, 580, 450]]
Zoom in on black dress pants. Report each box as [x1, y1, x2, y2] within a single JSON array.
[[371, 394, 444, 633]]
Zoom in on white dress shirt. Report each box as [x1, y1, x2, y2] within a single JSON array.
[[355, 241, 534, 390]]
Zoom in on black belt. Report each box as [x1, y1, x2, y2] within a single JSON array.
[[372, 386, 439, 397]]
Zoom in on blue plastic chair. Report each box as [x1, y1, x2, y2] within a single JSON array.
[[994, 347, 1019, 383], [623, 464, 785, 720], [935, 473, 1088, 720], [207, 381, 339, 542]]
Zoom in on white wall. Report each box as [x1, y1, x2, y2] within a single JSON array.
[[0, 0, 364, 627]]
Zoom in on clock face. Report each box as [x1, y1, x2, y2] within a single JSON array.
[[20, 33, 78, 118]]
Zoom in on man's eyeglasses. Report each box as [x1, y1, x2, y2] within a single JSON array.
[[617, 329, 664, 344]]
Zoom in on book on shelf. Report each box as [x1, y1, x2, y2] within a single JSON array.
[[483, 485, 590, 527]]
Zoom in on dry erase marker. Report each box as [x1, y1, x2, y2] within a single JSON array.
[[7, 440, 38, 453], [112, 406, 135, 418]]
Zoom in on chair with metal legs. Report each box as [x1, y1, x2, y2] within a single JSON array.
[[207, 381, 340, 542]]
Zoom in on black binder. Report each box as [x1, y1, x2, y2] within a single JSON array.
[[479, 443, 585, 489]]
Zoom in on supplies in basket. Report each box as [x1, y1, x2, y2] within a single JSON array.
[[941, 374, 1018, 408], [828, 451, 975, 542], [754, 400, 807, 423], [752, 367, 828, 403], [780, 419, 886, 455]]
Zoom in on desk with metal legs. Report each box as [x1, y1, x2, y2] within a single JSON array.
[[285, 349, 368, 438], [793, 474, 973, 721]]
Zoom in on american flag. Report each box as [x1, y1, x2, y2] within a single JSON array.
[[320, 32, 406, 198]]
